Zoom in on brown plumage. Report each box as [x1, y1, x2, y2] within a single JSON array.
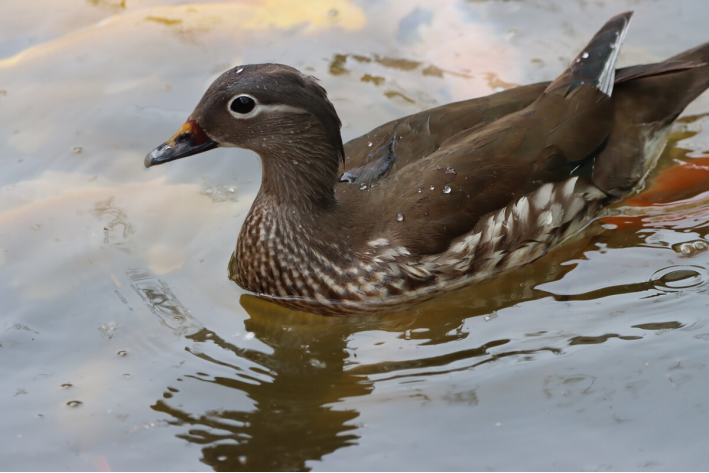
[[145, 12, 709, 316]]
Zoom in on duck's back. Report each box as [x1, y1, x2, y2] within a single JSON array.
[[337, 13, 709, 261]]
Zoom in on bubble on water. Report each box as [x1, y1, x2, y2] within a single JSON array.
[[309, 358, 326, 368], [66, 400, 82, 408], [442, 186, 451, 194], [672, 240, 709, 256], [72, 147, 82, 154], [693, 240, 708, 251], [98, 322, 119, 339], [117, 350, 127, 357], [396, 213, 404, 222], [679, 243, 697, 256], [200, 179, 239, 202]]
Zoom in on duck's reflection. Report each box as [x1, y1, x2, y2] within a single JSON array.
[[151, 301, 375, 471], [149, 234, 600, 471]]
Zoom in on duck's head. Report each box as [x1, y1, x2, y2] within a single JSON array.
[[145, 63, 344, 168]]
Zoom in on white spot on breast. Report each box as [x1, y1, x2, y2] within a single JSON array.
[[562, 176, 579, 198], [538, 210, 553, 227], [548, 203, 563, 226], [368, 238, 390, 248], [533, 183, 553, 210]]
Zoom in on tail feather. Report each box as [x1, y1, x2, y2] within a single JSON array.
[[547, 11, 633, 96]]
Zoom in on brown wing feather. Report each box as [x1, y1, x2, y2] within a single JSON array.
[[337, 22, 709, 257], [339, 83, 549, 182]]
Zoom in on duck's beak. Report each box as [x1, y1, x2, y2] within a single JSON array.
[[144, 119, 218, 168]]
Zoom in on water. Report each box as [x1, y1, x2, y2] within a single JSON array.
[[2, 0, 709, 470]]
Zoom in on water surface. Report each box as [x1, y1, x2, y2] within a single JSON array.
[[3, 0, 709, 470]]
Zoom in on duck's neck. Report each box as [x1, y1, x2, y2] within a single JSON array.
[[257, 118, 342, 210], [230, 128, 352, 296]]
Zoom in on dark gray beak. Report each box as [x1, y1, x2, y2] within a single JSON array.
[[144, 119, 218, 167]]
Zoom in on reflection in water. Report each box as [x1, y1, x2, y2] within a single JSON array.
[[141, 201, 709, 469], [151, 307, 372, 471], [146, 239, 588, 471]]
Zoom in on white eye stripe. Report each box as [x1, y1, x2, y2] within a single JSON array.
[[227, 94, 307, 119]]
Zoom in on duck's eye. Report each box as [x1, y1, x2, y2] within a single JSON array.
[[230, 96, 256, 114]]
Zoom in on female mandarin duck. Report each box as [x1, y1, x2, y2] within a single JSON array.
[[146, 12, 709, 315]]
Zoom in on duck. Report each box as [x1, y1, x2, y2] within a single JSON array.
[[145, 11, 709, 316]]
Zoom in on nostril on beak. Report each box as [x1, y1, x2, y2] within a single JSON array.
[[174, 132, 192, 144]]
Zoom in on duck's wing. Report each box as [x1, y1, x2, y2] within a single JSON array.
[[338, 82, 548, 184], [339, 16, 704, 189], [344, 12, 635, 256]]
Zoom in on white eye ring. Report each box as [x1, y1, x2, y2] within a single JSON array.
[[227, 93, 308, 120], [228, 94, 260, 118]]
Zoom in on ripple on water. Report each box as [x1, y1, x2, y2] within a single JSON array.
[[651, 265, 709, 293]]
